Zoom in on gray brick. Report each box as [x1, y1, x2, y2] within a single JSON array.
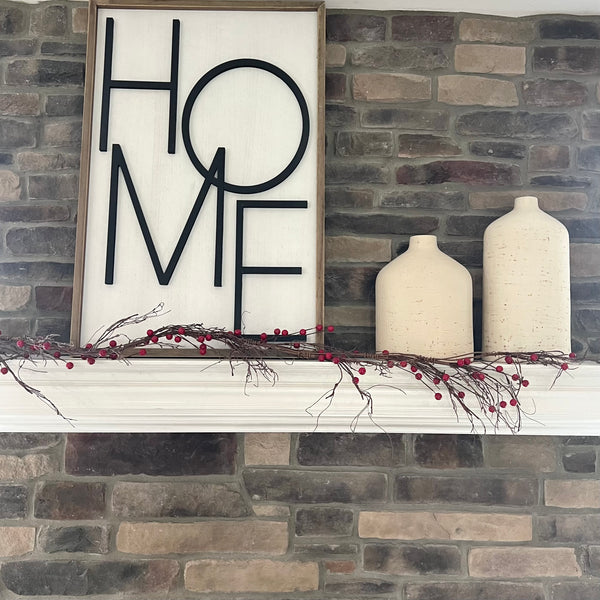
[[28, 174, 78, 200], [298, 433, 405, 466], [392, 15, 454, 42], [469, 141, 526, 159], [0, 485, 27, 518], [35, 482, 106, 520], [0, 205, 69, 223], [45, 94, 84, 117], [324, 579, 396, 594], [325, 266, 378, 302], [0, 40, 35, 57], [362, 107, 448, 130], [326, 14, 386, 42], [447, 215, 497, 237], [540, 19, 600, 39], [562, 449, 596, 472], [6, 60, 84, 86], [336, 132, 393, 157], [364, 544, 461, 575], [382, 190, 465, 210], [326, 72, 346, 101], [41, 42, 86, 56], [530, 174, 590, 187], [30, 6, 66, 36], [538, 515, 600, 542], [326, 163, 389, 185], [295, 507, 354, 536], [351, 46, 449, 70], [326, 213, 438, 235], [522, 79, 587, 107], [0, 119, 36, 148], [0, 7, 25, 34], [6, 227, 76, 257], [407, 582, 544, 600], [326, 188, 374, 209], [294, 542, 358, 556], [38, 525, 109, 554], [326, 104, 358, 128], [398, 134, 461, 157], [414, 435, 483, 468], [0, 262, 73, 282], [0, 433, 61, 451], [396, 161, 520, 186], [244, 469, 387, 503], [534, 46, 600, 73]]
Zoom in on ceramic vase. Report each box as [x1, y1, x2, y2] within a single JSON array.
[[482, 195, 571, 354], [375, 235, 473, 357]]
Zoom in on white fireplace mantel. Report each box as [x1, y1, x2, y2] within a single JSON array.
[[0, 359, 598, 434]]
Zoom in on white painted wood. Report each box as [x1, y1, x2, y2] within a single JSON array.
[[0, 359, 597, 434]]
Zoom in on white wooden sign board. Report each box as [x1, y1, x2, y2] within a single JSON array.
[[72, 1, 325, 349]]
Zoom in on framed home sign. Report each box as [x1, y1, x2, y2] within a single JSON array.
[[71, 0, 325, 351]]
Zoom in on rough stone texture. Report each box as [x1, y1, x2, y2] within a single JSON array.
[[571, 243, 600, 277], [0, 6, 24, 34], [353, 73, 432, 102], [6, 59, 84, 86], [297, 433, 405, 466], [392, 15, 454, 42], [0, 119, 36, 148], [538, 515, 600, 542], [459, 18, 536, 43], [117, 521, 288, 554], [72, 7, 87, 33], [530, 145, 570, 170], [326, 14, 386, 42], [0, 284, 30, 311], [325, 305, 374, 327], [545, 480, 600, 508], [0, 485, 27, 518], [326, 44, 346, 67], [485, 437, 557, 472], [364, 543, 461, 575], [6, 226, 76, 257], [361, 107, 448, 129], [395, 475, 537, 505], [325, 188, 373, 208], [30, 5, 66, 36], [469, 141, 526, 159], [455, 44, 526, 74], [469, 547, 581, 577], [112, 481, 250, 518], [351, 46, 449, 70], [382, 190, 465, 210], [244, 433, 290, 465], [326, 235, 391, 263], [397, 134, 461, 157], [35, 285, 72, 311], [0, 93, 39, 116], [326, 163, 388, 184], [65, 433, 237, 475], [326, 72, 346, 101], [0, 527, 35, 556], [185, 559, 319, 593], [0, 433, 60, 450], [326, 213, 438, 235], [296, 507, 354, 536], [324, 579, 397, 594], [396, 161, 520, 186], [359, 511, 532, 541], [552, 582, 600, 600], [325, 265, 378, 302], [582, 111, 600, 140], [29, 173, 78, 200], [406, 582, 545, 600], [35, 482, 106, 520], [438, 75, 518, 106], [244, 469, 387, 503], [534, 47, 600, 73], [336, 131, 393, 157], [522, 78, 587, 106], [0, 453, 57, 480], [470, 191, 587, 211], [579, 146, 600, 171], [45, 94, 83, 116], [1, 560, 179, 595], [37, 525, 109, 554], [17, 151, 79, 171], [413, 434, 483, 468]]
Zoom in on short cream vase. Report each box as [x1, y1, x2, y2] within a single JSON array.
[[375, 235, 474, 358], [482, 195, 571, 354]]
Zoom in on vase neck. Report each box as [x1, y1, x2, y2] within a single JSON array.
[[514, 196, 539, 210], [408, 235, 438, 251]]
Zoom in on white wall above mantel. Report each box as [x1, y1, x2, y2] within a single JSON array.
[[11, 0, 600, 18], [0, 359, 598, 434]]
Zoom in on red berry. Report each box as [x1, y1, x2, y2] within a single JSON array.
[[478, 373, 485, 381], [166, 333, 173, 340], [352, 376, 359, 384], [442, 373, 450, 382], [332, 357, 340, 364], [260, 333, 268, 341], [318, 354, 325, 362], [512, 373, 520, 381], [85, 343, 93, 350], [300, 329, 307, 336], [561, 363, 569, 371], [282, 329, 289, 336], [325, 352, 333, 360], [139, 349, 147, 356], [530, 353, 538, 361], [23, 352, 29, 359], [496, 365, 503, 372], [66, 362, 74, 369], [510, 398, 518, 406], [151, 335, 159, 343], [293, 342, 300, 349], [388, 361, 395, 369], [435, 392, 442, 400], [415, 373, 423, 380], [433, 377, 441, 385], [87, 357, 95, 365], [500, 400, 507, 408], [16, 340, 24, 348], [174, 336, 182, 343], [410, 365, 418, 373], [109, 340, 117, 348], [488, 405, 496, 413], [205, 334, 213, 341], [464, 358, 471, 365], [274, 328, 281, 335], [316, 324, 323, 332], [327, 325, 335, 332], [505, 356, 513, 364], [522, 379, 529, 387], [400, 361, 408, 368], [457, 358, 465, 367], [110, 353, 118, 360], [382, 349, 389, 355], [177, 327, 185, 335], [569, 352, 576, 359], [43, 342, 51, 351], [197, 335, 205, 343], [358, 367, 366, 375], [53, 351, 61, 359], [0, 367, 7, 375], [458, 391, 465, 399], [199, 346, 206, 355], [146, 329, 154, 336], [98, 349, 107, 357], [234, 329, 241, 336]]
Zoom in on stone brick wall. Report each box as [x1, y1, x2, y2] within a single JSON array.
[[0, 432, 597, 598], [1, 3, 600, 598]]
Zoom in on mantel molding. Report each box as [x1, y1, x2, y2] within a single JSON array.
[[0, 359, 597, 434]]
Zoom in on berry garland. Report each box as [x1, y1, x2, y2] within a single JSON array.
[[0, 306, 577, 432]]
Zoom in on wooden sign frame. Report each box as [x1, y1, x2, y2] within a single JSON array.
[[71, 0, 325, 352]]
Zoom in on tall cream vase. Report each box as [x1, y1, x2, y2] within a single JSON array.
[[375, 235, 473, 358], [482, 195, 571, 354]]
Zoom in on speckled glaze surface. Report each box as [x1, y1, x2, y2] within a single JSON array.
[[376, 235, 473, 357], [482, 196, 571, 354]]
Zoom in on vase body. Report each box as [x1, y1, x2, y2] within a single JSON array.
[[482, 196, 571, 353], [375, 235, 473, 357]]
